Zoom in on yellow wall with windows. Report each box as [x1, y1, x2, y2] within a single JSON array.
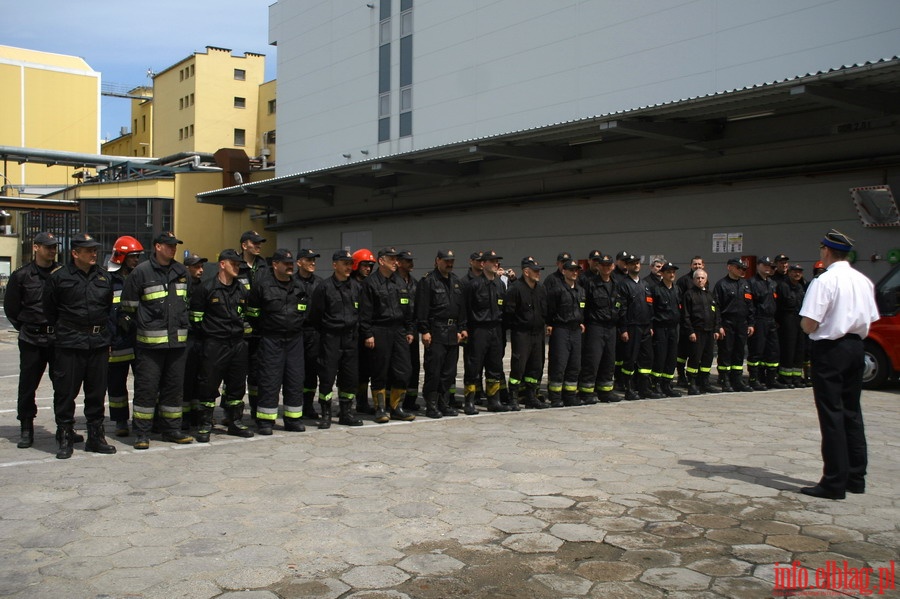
[[257, 80, 277, 164], [101, 88, 153, 158]]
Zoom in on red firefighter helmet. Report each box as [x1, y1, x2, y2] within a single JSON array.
[[108, 235, 144, 271], [351, 248, 375, 271]]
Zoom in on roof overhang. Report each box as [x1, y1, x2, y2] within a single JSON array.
[[0, 195, 79, 211]]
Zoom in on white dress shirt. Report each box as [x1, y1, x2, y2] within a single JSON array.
[[799, 261, 880, 341]]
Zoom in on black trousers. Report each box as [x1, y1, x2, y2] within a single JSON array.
[[777, 314, 805, 379], [747, 316, 779, 372], [17, 340, 54, 422], [303, 328, 320, 396], [107, 359, 135, 423], [578, 324, 616, 394], [133, 348, 186, 433], [620, 324, 652, 378], [464, 324, 505, 392], [509, 330, 545, 389], [257, 334, 304, 420], [182, 334, 203, 404], [651, 325, 678, 380], [810, 335, 867, 492], [318, 330, 359, 400], [246, 336, 261, 409], [365, 326, 412, 390], [717, 317, 748, 374], [51, 346, 107, 426], [197, 337, 248, 408], [686, 330, 715, 375], [423, 341, 459, 396], [548, 326, 582, 393]]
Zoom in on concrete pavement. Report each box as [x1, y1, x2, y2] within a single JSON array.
[[0, 329, 897, 598]]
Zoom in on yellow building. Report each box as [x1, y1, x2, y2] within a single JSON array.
[[100, 86, 153, 158], [257, 80, 277, 166], [0, 45, 100, 192]]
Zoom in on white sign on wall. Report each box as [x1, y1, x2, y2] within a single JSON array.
[[712, 232, 743, 254]]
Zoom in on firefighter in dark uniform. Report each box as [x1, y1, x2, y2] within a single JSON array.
[[748, 256, 785, 390], [191, 249, 255, 441], [120, 231, 194, 449], [294, 249, 323, 420], [307, 250, 365, 428], [713, 258, 756, 392], [181, 253, 208, 432], [644, 258, 664, 288], [542, 251, 571, 294], [675, 256, 705, 387], [416, 249, 468, 418], [350, 248, 377, 415], [359, 247, 415, 423], [651, 262, 682, 397], [577, 252, 621, 404], [776, 263, 807, 387], [462, 251, 486, 407], [546, 259, 585, 407], [681, 269, 723, 394], [397, 250, 421, 412], [106, 236, 144, 437], [238, 230, 267, 419], [4, 232, 70, 449], [504, 257, 548, 410], [43, 233, 116, 459], [618, 254, 663, 400], [611, 250, 631, 389], [463, 249, 509, 414], [772, 253, 790, 285], [247, 249, 308, 434]]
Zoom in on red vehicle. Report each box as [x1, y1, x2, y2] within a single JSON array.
[[864, 264, 900, 389]]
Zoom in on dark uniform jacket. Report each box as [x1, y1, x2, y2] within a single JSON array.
[[121, 254, 190, 348], [775, 278, 805, 318], [504, 279, 547, 333], [580, 271, 621, 326], [651, 283, 681, 327], [546, 280, 585, 328], [464, 273, 505, 326], [415, 269, 466, 344], [190, 274, 249, 340], [3, 260, 59, 346], [295, 272, 323, 332], [307, 275, 360, 334], [713, 275, 756, 327], [108, 268, 137, 362], [359, 269, 413, 338], [247, 268, 307, 337], [43, 263, 113, 350], [750, 274, 777, 319], [617, 275, 654, 330], [681, 286, 720, 335], [643, 272, 662, 289]]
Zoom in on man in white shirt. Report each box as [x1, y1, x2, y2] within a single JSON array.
[[798, 229, 880, 500]]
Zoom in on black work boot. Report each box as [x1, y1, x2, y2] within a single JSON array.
[[486, 394, 510, 412], [662, 379, 682, 398], [256, 419, 274, 436], [676, 363, 688, 388], [731, 370, 753, 392], [639, 375, 665, 399], [17, 419, 34, 449], [338, 399, 364, 426], [284, 418, 306, 432], [225, 404, 254, 438], [438, 392, 459, 417], [389, 389, 415, 421], [372, 389, 390, 424], [56, 426, 75, 459], [463, 392, 478, 415], [85, 421, 117, 454], [717, 372, 733, 393], [425, 392, 442, 419], [698, 373, 712, 394], [522, 386, 547, 409], [356, 386, 376, 415], [303, 392, 320, 420], [766, 368, 787, 389], [403, 390, 420, 412], [623, 377, 640, 401], [195, 405, 215, 443], [687, 375, 701, 396], [318, 399, 332, 429]]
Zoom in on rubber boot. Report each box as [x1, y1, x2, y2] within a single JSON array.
[[548, 387, 564, 408], [717, 372, 733, 393], [731, 370, 753, 392], [389, 388, 415, 421], [698, 373, 712, 394], [623, 377, 640, 401], [499, 382, 512, 410], [486, 393, 510, 412], [225, 404, 255, 438], [463, 391, 478, 415], [662, 379, 682, 398], [256, 418, 274, 435], [115, 421, 130, 437], [766, 368, 787, 389], [85, 421, 117, 454], [562, 387, 580, 407], [318, 399, 332, 429], [506, 384, 521, 411], [338, 399, 364, 426], [195, 405, 215, 443], [676, 362, 688, 388], [372, 389, 390, 424], [639, 376, 665, 399], [438, 392, 459, 417], [17, 419, 34, 449], [425, 392, 442, 419], [56, 426, 74, 460], [748, 366, 767, 391], [284, 417, 306, 432], [403, 390, 420, 412], [522, 385, 547, 409], [687, 375, 701, 396], [303, 391, 320, 420]]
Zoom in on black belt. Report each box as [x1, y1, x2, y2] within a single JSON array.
[[58, 320, 107, 335], [431, 318, 457, 326], [26, 324, 55, 335], [814, 333, 861, 343]]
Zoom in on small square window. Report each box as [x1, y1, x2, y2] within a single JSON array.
[[400, 87, 412, 111], [379, 93, 391, 118], [234, 97, 246, 108], [234, 128, 246, 146], [268, 99, 276, 115], [234, 68, 246, 81], [380, 20, 391, 45]]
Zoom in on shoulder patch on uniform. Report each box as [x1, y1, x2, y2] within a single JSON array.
[[211, 298, 220, 303]]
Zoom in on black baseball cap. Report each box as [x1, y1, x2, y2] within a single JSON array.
[[184, 253, 208, 266], [378, 247, 401, 258], [154, 231, 183, 245], [333, 249, 353, 261], [556, 252, 572, 262], [660, 262, 679, 272], [597, 254, 614, 265], [469, 251, 484, 261], [727, 258, 747, 269], [272, 248, 294, 263], [33, 232, 60, 246], [296, 249, 320, 259], [622, 253, 639, 264], [71, 233, 102, 248], [774, 253, 789, 262], [521, 256, 544, 271], [397, 250, 414, 260], [219, 248, 245, 263], [588, 249, 603, 261], [437, 249, 456, 260], [482, 250, 502, 261], [562, 259, 581, 271], [240, 230, 266, 243], [757, 256, 774, 266], [615, 250, 631, 261], [789, 263, 805, 271]]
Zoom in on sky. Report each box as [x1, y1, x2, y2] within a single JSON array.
[[5, 0, 277, 143]]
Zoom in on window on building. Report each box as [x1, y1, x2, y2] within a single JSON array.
[[401, 9, 413, 37], [179, 129, 183, 141], [190, 64, 195, 77], [234, 68, 246, 81], [179, 69, 184, 81], [234, 128, 246, 146], [234, 97, 246, 109], [400, 86, 412, 137], [268, 99, 276, 115], [141, 115, 146, 132], [379, 0, 390, 20], [401, 0, 412, 11], [379, 44, 391, 94], [265, 130, 276, 144], [379, 93, 391, 118], [190, 93, 194, 106], [400, 36, 412, 88], [378, 118, 390, 143], [380, 20, 391, 45], [189, 124, 194, 137]]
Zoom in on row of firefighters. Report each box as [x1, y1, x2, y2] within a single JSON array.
[[4, 229, 819, 458]]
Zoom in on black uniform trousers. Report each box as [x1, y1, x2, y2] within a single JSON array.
[[464, 324, 505, 394], [747, 316, 779, 371], [107, 360, 135, 424], [777, 314, 805, 380], [366, 326, 412, 390], [303, 328, 320, 396], [133, 348, 187, 434], [17, 340, 54, 422], [810, 335, 867, 493], [257, 334, 304, 421], [686, 331, 716, 374], [717, 317, 748, 374], [578, 324, 616, 394], [620, 324, 653, 378], [509, 330, 545, 389], [651, 324, 678, 380], [182, 334, 203, 408], [422, 341, 459, 396], [548, 326, 582, 394], [197, 337, 248, 409], [318, 330, 359, 400], [51, 347, 107, 426], [246, 336, 261, 412], [406, 335, 420, 396]]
